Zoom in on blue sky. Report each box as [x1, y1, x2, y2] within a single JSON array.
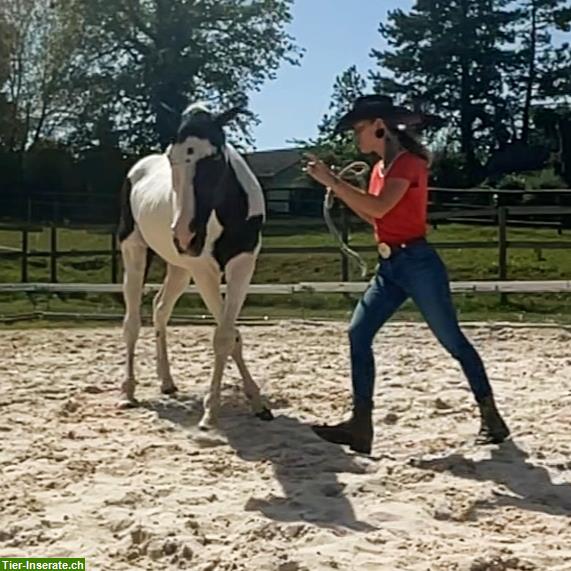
[[248, 1, 569, 151], [249, 0, 413, 150]]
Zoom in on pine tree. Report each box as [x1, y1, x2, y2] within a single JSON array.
[[317, 65, 367, 137], [370, 0, 520, 170], [296, 65, 370, 168], [511, 0, 571, 143]]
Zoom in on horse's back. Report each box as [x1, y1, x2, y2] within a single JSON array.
[[127, 154, 172, 220], [128, 153, 169, 186], [123, 152, 184, 264]]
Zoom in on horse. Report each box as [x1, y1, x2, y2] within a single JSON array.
[[117, 102, 272, 430]]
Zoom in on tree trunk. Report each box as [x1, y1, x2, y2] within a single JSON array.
[[459, 58, 478, 175], [31, 97, 49, 148], [153, 0, 186, 149], [458, 0, 476, 172], [521, 0, 537, 144]]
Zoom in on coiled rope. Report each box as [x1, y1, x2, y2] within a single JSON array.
[[323, 161, 371, 278]]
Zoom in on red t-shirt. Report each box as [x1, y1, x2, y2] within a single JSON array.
[[368, 152, 428, 244]]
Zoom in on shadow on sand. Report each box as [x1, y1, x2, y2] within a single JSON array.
[[141, 391, 376, 532], [413, 439, 571, 517]]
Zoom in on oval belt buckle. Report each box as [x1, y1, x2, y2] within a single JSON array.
[[378, 242, 392, 259]]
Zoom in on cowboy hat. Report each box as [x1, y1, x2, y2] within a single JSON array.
[[334, 94, 443, 133]]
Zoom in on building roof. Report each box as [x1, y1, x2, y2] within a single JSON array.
[[244, 148, 303, 178]]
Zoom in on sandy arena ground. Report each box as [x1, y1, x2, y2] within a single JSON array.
[[1, 321, 570, 570]]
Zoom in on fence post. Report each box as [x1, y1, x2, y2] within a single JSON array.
[[22, 195, 32, 283], [498, 206, 508, 304], [50, 202, 58, 283], [21, 228, 28, 283], [111, 231, 118, 283], [50, 225, 58, 283], [341, 205, 349, 281]]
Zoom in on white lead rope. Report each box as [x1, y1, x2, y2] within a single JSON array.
[[323, 161, 371, 278]]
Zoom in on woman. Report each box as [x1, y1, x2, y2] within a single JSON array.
[[305, 95, 509, 455]]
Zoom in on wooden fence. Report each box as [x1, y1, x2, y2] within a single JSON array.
[[1, 205, 571, 286]]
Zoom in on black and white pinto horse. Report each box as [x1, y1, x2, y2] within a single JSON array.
[[117, 103, 272, 429]]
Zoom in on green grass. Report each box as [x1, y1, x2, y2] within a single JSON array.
[[1, 221, 570, 327]]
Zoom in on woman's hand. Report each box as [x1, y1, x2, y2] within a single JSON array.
[[303, 153, 338, 188]]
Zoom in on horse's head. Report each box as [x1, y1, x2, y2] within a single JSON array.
[[167, 102, 244, 255]]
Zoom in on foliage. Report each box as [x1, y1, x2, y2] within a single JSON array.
[[293, 65, 374, 180], [366, 0, 570, 177], [0, 0, 301, 153], [510, 0, 571, 143], [69, 0, 301, 151], [370, 0, 519, 169], [0, 0, 85, 151]]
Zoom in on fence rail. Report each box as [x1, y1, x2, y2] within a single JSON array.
[[1, 202, 570, 285], [1, 280, 570, 295], [2, 186, 571, 225]]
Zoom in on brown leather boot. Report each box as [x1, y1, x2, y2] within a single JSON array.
[[476, 395, 510, 444], [312, 404, 374, 454]]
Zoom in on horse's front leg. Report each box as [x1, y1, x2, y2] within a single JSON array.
[[198, 253, 261, 430], [232, 331, 273, 421]]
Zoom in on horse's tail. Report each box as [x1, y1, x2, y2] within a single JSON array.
[[117, 175, 155, 284], [117, 176, 134, 243]]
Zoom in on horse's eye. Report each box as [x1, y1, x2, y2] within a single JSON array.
[[187, 148, 194, 155]]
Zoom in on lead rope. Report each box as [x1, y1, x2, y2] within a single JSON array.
[[323, 161, 371, 278]]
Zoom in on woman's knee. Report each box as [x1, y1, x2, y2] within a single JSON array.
[[439, 330, 474, 360], [348, 319, 373, 349]]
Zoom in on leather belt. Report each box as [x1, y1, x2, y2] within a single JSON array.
[[377, 237, 427, 259]]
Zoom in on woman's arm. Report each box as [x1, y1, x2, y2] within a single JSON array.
[[352, 208, 375, 226], [329, 176, 409, 220], [344, 190, 375, 225], [305, 153, 408, 221]]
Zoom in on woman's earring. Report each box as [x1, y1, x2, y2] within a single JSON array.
[[375, 128, 385, 139]]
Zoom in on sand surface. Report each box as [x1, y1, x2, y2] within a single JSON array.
[[1, 322, 570, 570]]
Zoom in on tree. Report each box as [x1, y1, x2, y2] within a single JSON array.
[[370, 0, 519, 173], [295, 65, 370, 169], [511, 0, 571, 143], [0, 11, 15, 149], [0, 13, 11, 84], [70, 0, 301, 151], [0, 0, 85, 152], [318, 66, 367, 137]]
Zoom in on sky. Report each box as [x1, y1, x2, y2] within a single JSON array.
[[247, 1, 569, 151], [248, 0, 413, 151]]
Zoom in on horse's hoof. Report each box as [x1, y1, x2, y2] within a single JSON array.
[[198, 415, 216, 431], [255, 407, 274, 422], [117, 397, 139, 410], [198, 420, 214, 432], [161, 384, 178, 396]]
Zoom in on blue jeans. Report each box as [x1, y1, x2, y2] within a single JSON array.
[[349, 241, 493, 409]]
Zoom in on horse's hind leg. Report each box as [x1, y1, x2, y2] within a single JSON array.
[[153, 264, 191, 395], [119, 226, 148, 408]]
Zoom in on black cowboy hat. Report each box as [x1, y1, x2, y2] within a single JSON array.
[[334, 94, 444, 133]]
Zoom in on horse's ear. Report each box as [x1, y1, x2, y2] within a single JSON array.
[[160, 101, 182, 136], [215, 106, 253, 127], [215, 106, 242, 127]]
